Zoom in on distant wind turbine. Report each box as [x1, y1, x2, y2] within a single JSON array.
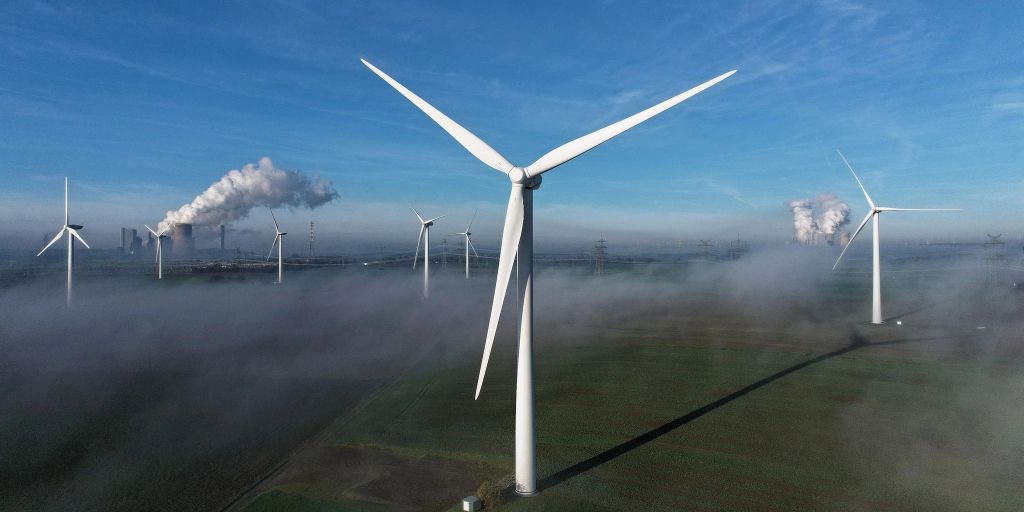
[[144, 224, 169, 279], [454, 209, 479, 279], [363, 58, 735, 495], [267, 208, 287, 284], [412, 207, 444, 298], [37, 177, 90, 307], [832, 150, 960, 324]]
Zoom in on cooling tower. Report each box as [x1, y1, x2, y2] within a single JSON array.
[[173, 223, 195, 257]]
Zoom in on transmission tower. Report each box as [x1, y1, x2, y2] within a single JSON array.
[[441, 237, 448, 270], [594, 236, 607, 274], [308, 221, 315, 258], [698, 240, 714, 261], [727, 234, 749, 260], [984, 233, 1007, 267]]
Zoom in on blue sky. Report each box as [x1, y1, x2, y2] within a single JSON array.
[[1, 1, 1022, 252]]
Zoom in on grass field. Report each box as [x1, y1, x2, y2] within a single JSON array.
[[234, 264, 1024, 511]]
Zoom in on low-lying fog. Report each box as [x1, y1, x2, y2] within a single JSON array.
[[1, 246, 1021, 511]]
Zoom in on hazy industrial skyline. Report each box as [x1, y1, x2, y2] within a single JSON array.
[[2, 1, 1022, 249]]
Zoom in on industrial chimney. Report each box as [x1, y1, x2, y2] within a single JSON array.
[[219, 224, 226, 256]]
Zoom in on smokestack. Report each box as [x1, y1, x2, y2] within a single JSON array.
[[120, 228, 127, 255], [126, 228, 138, 255], [173, 223, 195, 257], [129, 229, 141, 254], [219, 224, 226, 255]]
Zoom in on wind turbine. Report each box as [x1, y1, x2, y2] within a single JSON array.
[[832, 150, 960, 324], [412, 207, 444, 298], [144, 224, 168, 279], [37, 177, 90, 307], [267, 208, 287, 284], [363, 58, 735, 495], [454, 209, 479, 279]]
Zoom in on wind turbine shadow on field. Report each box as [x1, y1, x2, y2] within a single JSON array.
[[534, 330, 947, 493]]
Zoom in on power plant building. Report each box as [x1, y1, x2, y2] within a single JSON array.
[[172, 223, 195, 257], [120, 227, 142, 255]]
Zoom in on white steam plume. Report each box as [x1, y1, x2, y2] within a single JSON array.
[[788, 199, 816, 244], [787, 193, 849, 244], [158, 157, 337, 233], [814, 193, 850, 237]]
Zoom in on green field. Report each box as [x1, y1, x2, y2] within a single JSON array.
[[231, 269, 1024, 512]]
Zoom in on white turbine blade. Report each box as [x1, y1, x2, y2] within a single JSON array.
[[37, 228, 66, 256], [468, 237, 479, 258], [475, 186, 525, 400], [413, 225, 424, 269], [144, 224, 158, 236], [267, 236, 278, 261], [836, 150, 875, 209], [362, 59, 514, 173], [426, 214, 445, 224], [411, 206, 425, 224], [269, 208, 280, 233], [877, 207, 962, 212], [64, 177, 69, 226], [525, 69, 737, 176], [69, 228, 90, 249], [832, 212, 873, 271], [466, 208, 478, 232]]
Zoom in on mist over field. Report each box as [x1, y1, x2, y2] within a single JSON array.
[[1, 246, 1022, 511]]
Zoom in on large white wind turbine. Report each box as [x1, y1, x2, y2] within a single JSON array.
[[454, 209, 479, 279], [267, 208, 287, 284], [363, 58, 735, 495], [832, 150, 959, 324], [412, 207, 444, 298], [37, 177, 91, 307], [144, 224, 169, 279]]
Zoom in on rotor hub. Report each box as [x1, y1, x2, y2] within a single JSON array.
[[508, 167, 527, 184], [508, 167, 541, 189]]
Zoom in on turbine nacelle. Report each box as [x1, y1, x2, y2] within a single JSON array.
[[68, 224, 83, 230]]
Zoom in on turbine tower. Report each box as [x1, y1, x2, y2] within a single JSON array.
[[412, 207, 444, 298], [454, 209, 479, 279], [363, 58, 735, 495], [267, 208, 287, 284], [37, 177, 90, 307], [144, 224, 169, 279], [832, 150, 959, 324]]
